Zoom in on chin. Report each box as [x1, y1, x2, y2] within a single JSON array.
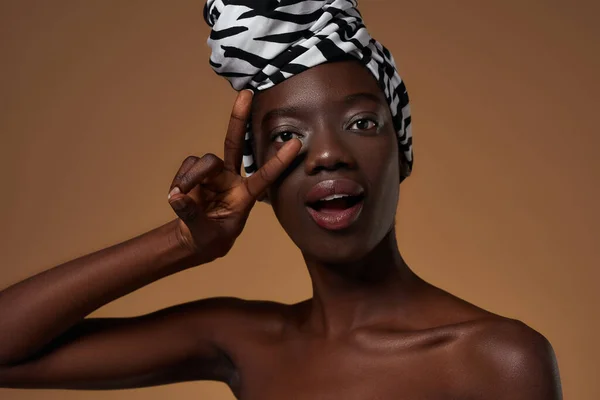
[[272, 189, 399, 265], [303, 243, 373, 264], [292, 221, 393, 265]]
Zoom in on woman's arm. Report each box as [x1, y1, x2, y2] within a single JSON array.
[[0, 219, 198, 367], [0, 218, 263, 390], [0, 296, 250, 390], [0, 219, 249, 389], [0, 91, 301, 390]]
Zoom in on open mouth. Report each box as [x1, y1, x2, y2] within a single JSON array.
[[307, 193, 365, 212], [306, 193, 365, 231], [304, 179, 366, 231]]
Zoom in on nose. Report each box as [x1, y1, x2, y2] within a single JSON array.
[[304, 125, 357, 175]]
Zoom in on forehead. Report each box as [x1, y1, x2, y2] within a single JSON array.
[[252, 60, 387, 113]]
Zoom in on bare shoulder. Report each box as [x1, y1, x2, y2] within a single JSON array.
[[182, 296, 291, 340], [412, 284, 562, 398], [138, 296, 292, 370], [454, 316, 562, 399], [184, 297, 292, 394]]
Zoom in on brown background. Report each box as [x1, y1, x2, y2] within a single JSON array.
[[1, 0, 598, 398]]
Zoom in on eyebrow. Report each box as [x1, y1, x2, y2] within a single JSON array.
[[343, 92, 386, 105], [260, 92, 386, 126], [261, 106, 303, 127]]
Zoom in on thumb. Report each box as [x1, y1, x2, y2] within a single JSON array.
[[169, 192, 202, 224]]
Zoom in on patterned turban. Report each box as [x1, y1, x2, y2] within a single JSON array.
[[203, 0, 413, 179]]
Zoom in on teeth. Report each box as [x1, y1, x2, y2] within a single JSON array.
[[320, 194, 350, 201]]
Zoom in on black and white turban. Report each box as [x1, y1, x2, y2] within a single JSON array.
[[203, 0, 413, 179]]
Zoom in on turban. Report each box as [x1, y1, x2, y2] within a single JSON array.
[[203, 0, 413, 179]]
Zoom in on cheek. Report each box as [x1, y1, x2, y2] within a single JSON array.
[[362, 130, 399, 177], [266, 162, 308, 234], [268, 168, 300, 212], [361, 133, 400, 207]]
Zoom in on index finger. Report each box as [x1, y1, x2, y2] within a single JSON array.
[[224, 89, 254, 173], [245, 138, 302, 199]]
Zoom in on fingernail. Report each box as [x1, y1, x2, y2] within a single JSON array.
[[168, 186, 181, 200], [243, 88, 254, 96]]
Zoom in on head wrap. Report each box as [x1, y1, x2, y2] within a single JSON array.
[[203, 0, 413, 179]]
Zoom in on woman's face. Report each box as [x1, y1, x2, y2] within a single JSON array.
[[251, 60, 401, 263]]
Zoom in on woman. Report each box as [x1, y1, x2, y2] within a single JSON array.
[[0, 1, 561, 398]]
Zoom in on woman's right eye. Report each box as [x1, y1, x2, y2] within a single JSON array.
[[273, 131, 300, 143]]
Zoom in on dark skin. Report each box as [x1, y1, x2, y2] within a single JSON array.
[[0, 61, 561, 399]]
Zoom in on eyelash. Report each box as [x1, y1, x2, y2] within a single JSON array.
[[271, 117, 380, 143], [348, 117, 379, 131], [272, 130, 302, 143]]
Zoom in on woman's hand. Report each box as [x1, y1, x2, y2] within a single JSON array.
[[168, 90, 301, 263]]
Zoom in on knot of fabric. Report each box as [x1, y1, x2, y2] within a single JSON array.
[[203, 0, 413, 179]]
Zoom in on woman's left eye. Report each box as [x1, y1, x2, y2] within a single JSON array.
[[349, 118, 378, 131], [273, 131, 300, 143]]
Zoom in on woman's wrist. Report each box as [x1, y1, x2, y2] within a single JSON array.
[[163, 219, 212, 270]]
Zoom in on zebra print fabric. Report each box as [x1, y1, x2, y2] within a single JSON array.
[[203, 0, 413, 179]]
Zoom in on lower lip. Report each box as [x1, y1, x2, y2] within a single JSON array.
[[306, 200, 364, 231]]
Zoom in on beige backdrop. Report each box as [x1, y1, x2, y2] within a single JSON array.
[[1, 0, 598, 399]]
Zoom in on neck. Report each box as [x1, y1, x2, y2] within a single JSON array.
[[301, 229, 421, 337]]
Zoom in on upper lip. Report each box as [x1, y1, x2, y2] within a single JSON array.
[[305, 179, 365, 205]]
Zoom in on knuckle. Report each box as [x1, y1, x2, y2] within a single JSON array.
[[177, 174, 194, 189], [242, 179, 256, 198], [183, 155, 199, 164], [230, 110, 247, 122], [171, 173, 192, 193], [273, 152, 284, 166], [259, 166, 272, 183], [223, 136, 238, 150], [201, 153, 219, 164], [200, 154, 224, 172], [174, 171, 187, 181]]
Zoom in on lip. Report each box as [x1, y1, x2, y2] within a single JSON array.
[[305, 179, 365, 231], [304, 179, 365, 205], [306, 201, 364, 231]]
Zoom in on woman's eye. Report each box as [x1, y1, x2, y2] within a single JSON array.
[[350, 118, 378, 131], [273, 131, 300, 143]]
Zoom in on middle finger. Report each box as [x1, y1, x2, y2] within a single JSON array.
[[224, 89, 254, 173]]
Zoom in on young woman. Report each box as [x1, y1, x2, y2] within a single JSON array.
[[0, 1, 561, 398]]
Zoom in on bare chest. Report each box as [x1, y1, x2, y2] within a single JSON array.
[[234, 331, 468, 400]]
